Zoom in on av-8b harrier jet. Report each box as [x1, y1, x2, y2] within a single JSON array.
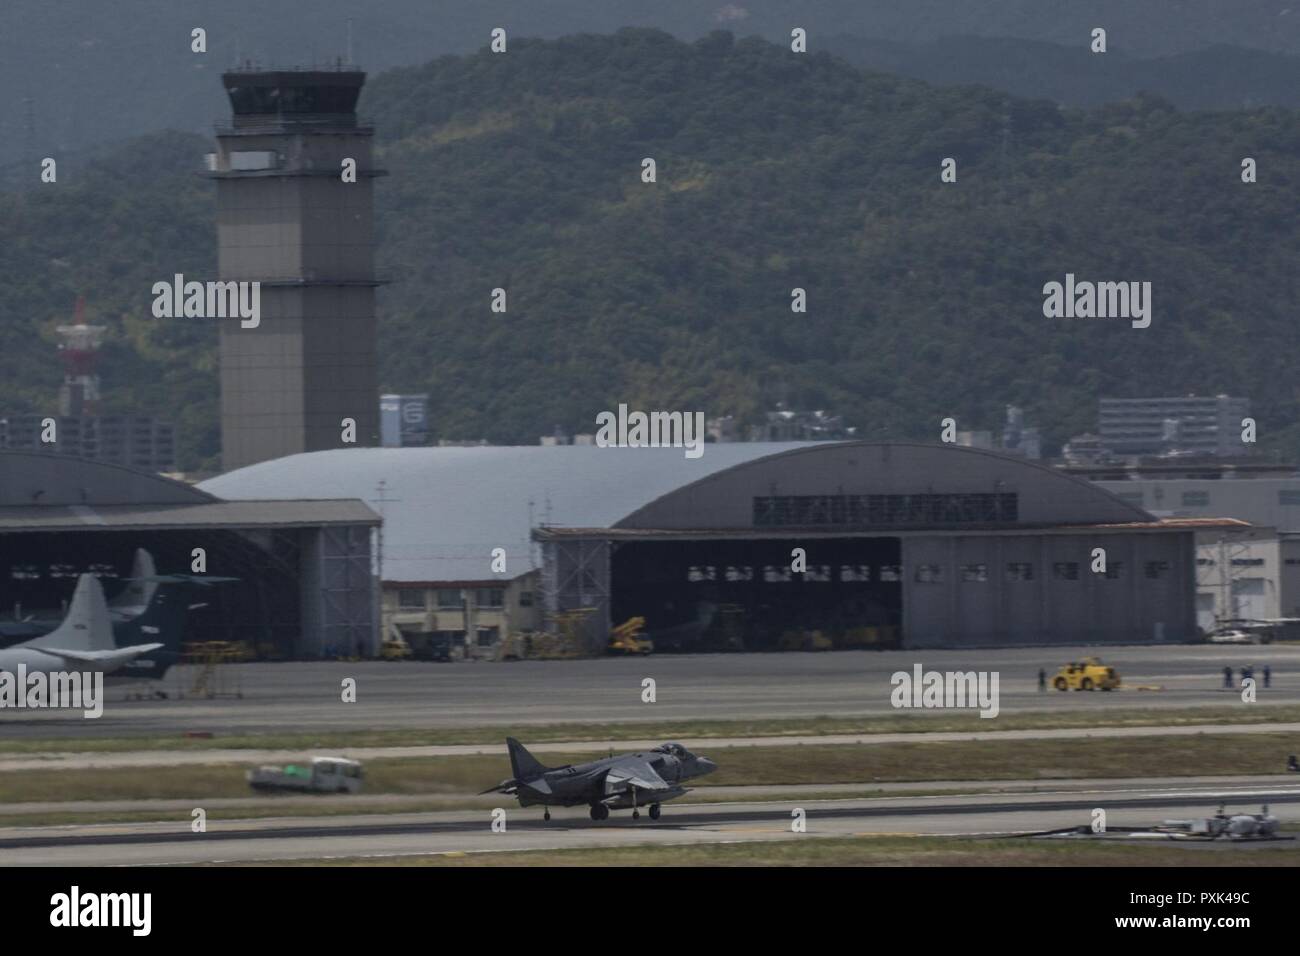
[[482, 738, 717, 821]]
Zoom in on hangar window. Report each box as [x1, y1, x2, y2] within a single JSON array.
[[476, 626, 499, 647], [437, 589, 465, 608], [1230, 558, 1264, 567], [752, 492, 1018, 527], [961, 564, 987, 582], [1104, 561, 1124, 579], [687, 565, 716, 582], [840, 564, 871, 582], [1181, 491, 1210, 507], [476, 588, 505, 608], [879, 565, 902, 582], [398, 589, 426, 610], [724, 565, 753, 582], [1144, 561, 1171, 579], [1197, 558, 1215, 567], [519, 590, 535, 607], [763, 565, 793, 583], [914, 564, 944, 584], [1005, 563, 1034, 582], [10, 564, 40, 580], [804, 565, 833, 582], [1053, 562, 1079, 581], [1280, 491, 1300, 506], [49, 563, 78, 579]]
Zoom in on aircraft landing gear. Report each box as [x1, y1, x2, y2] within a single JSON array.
[[649, 804, 661, 820], [589, 804, 609, 822], [544, 809, 551, 821], [632, 809, 640, 820]]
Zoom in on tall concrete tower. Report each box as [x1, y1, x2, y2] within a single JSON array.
[[209, 67, 381, 470]]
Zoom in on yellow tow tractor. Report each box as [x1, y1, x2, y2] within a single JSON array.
[[380, 635, 413, 660], [609, 616, 654, 655], [1052, 657, 1121, 691]]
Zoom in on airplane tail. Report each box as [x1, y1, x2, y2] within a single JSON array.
[[506, 737, 548, 781], [116, 581, 191, 652], [112, 581, 196, 681], [109, 548, 158, 613], [23, 574, 114, 651]]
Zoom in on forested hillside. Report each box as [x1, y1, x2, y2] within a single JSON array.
[[822, 36, 1300, 110], [4, 0, 1298, 174], [2, 30, 1297, 470]]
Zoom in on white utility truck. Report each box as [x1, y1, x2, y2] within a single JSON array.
[[247, 756, 364, 793]]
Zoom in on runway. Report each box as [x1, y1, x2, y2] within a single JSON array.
[[2, 644, 1296, 739], [4, 779, 1299, 866], [4, 721, 1300, 772]]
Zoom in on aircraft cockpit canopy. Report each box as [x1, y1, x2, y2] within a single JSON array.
[[654, 742, 691, 758]]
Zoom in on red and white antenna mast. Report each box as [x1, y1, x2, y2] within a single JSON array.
[[56, 295, 106, 417]]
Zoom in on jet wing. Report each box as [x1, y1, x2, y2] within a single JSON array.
[[29, 643, 164, 671], [604, 757, 671, 794]]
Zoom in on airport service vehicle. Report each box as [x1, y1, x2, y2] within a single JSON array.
[[247, 757, 364, 794], [381, 635, 413, 660], [778, 629, 834, 651], [609, 617, 653, 655], [1052, 658, 1121, 691]]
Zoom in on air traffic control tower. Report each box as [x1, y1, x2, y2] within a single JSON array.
[[208, 67, 382, 470]]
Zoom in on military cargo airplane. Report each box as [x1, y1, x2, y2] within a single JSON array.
[[2, 551, 238, 682], [482, 737, 717, 821], [0, 574, 162, 677]]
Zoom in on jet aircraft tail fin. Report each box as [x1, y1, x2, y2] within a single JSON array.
[[109, 548, 158, 613], [506, 737, 547, 781], [25, 574, 114, 652]]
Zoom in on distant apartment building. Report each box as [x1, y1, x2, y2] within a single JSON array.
[[383, 580, 542, 659], [752, 407, 855, 442], [1001, 405, 1042, 460], [0, 414, 175, 473], [1094, 474, 1300, 635], [706, 406, 856, 443], [379, 394, 429, 447], [1098, 395, 1251, 458], [956, 430, 994, 450]]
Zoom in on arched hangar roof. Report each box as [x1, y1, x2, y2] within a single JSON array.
[[616, 441, 1154, 530], [0, 451, 377, 532], [200, 442, 1155, 584], [200, 444, 811, 582], [0, 450, 214, 507]]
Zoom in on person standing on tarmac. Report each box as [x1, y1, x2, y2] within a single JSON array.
[[1038, 668, 1047, 693]]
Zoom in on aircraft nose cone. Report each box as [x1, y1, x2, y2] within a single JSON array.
[[697, 757, 718, 776]]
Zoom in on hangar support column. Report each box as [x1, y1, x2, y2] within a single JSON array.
[[539, 535, 611, 654], [300, 524, 377, 658]]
